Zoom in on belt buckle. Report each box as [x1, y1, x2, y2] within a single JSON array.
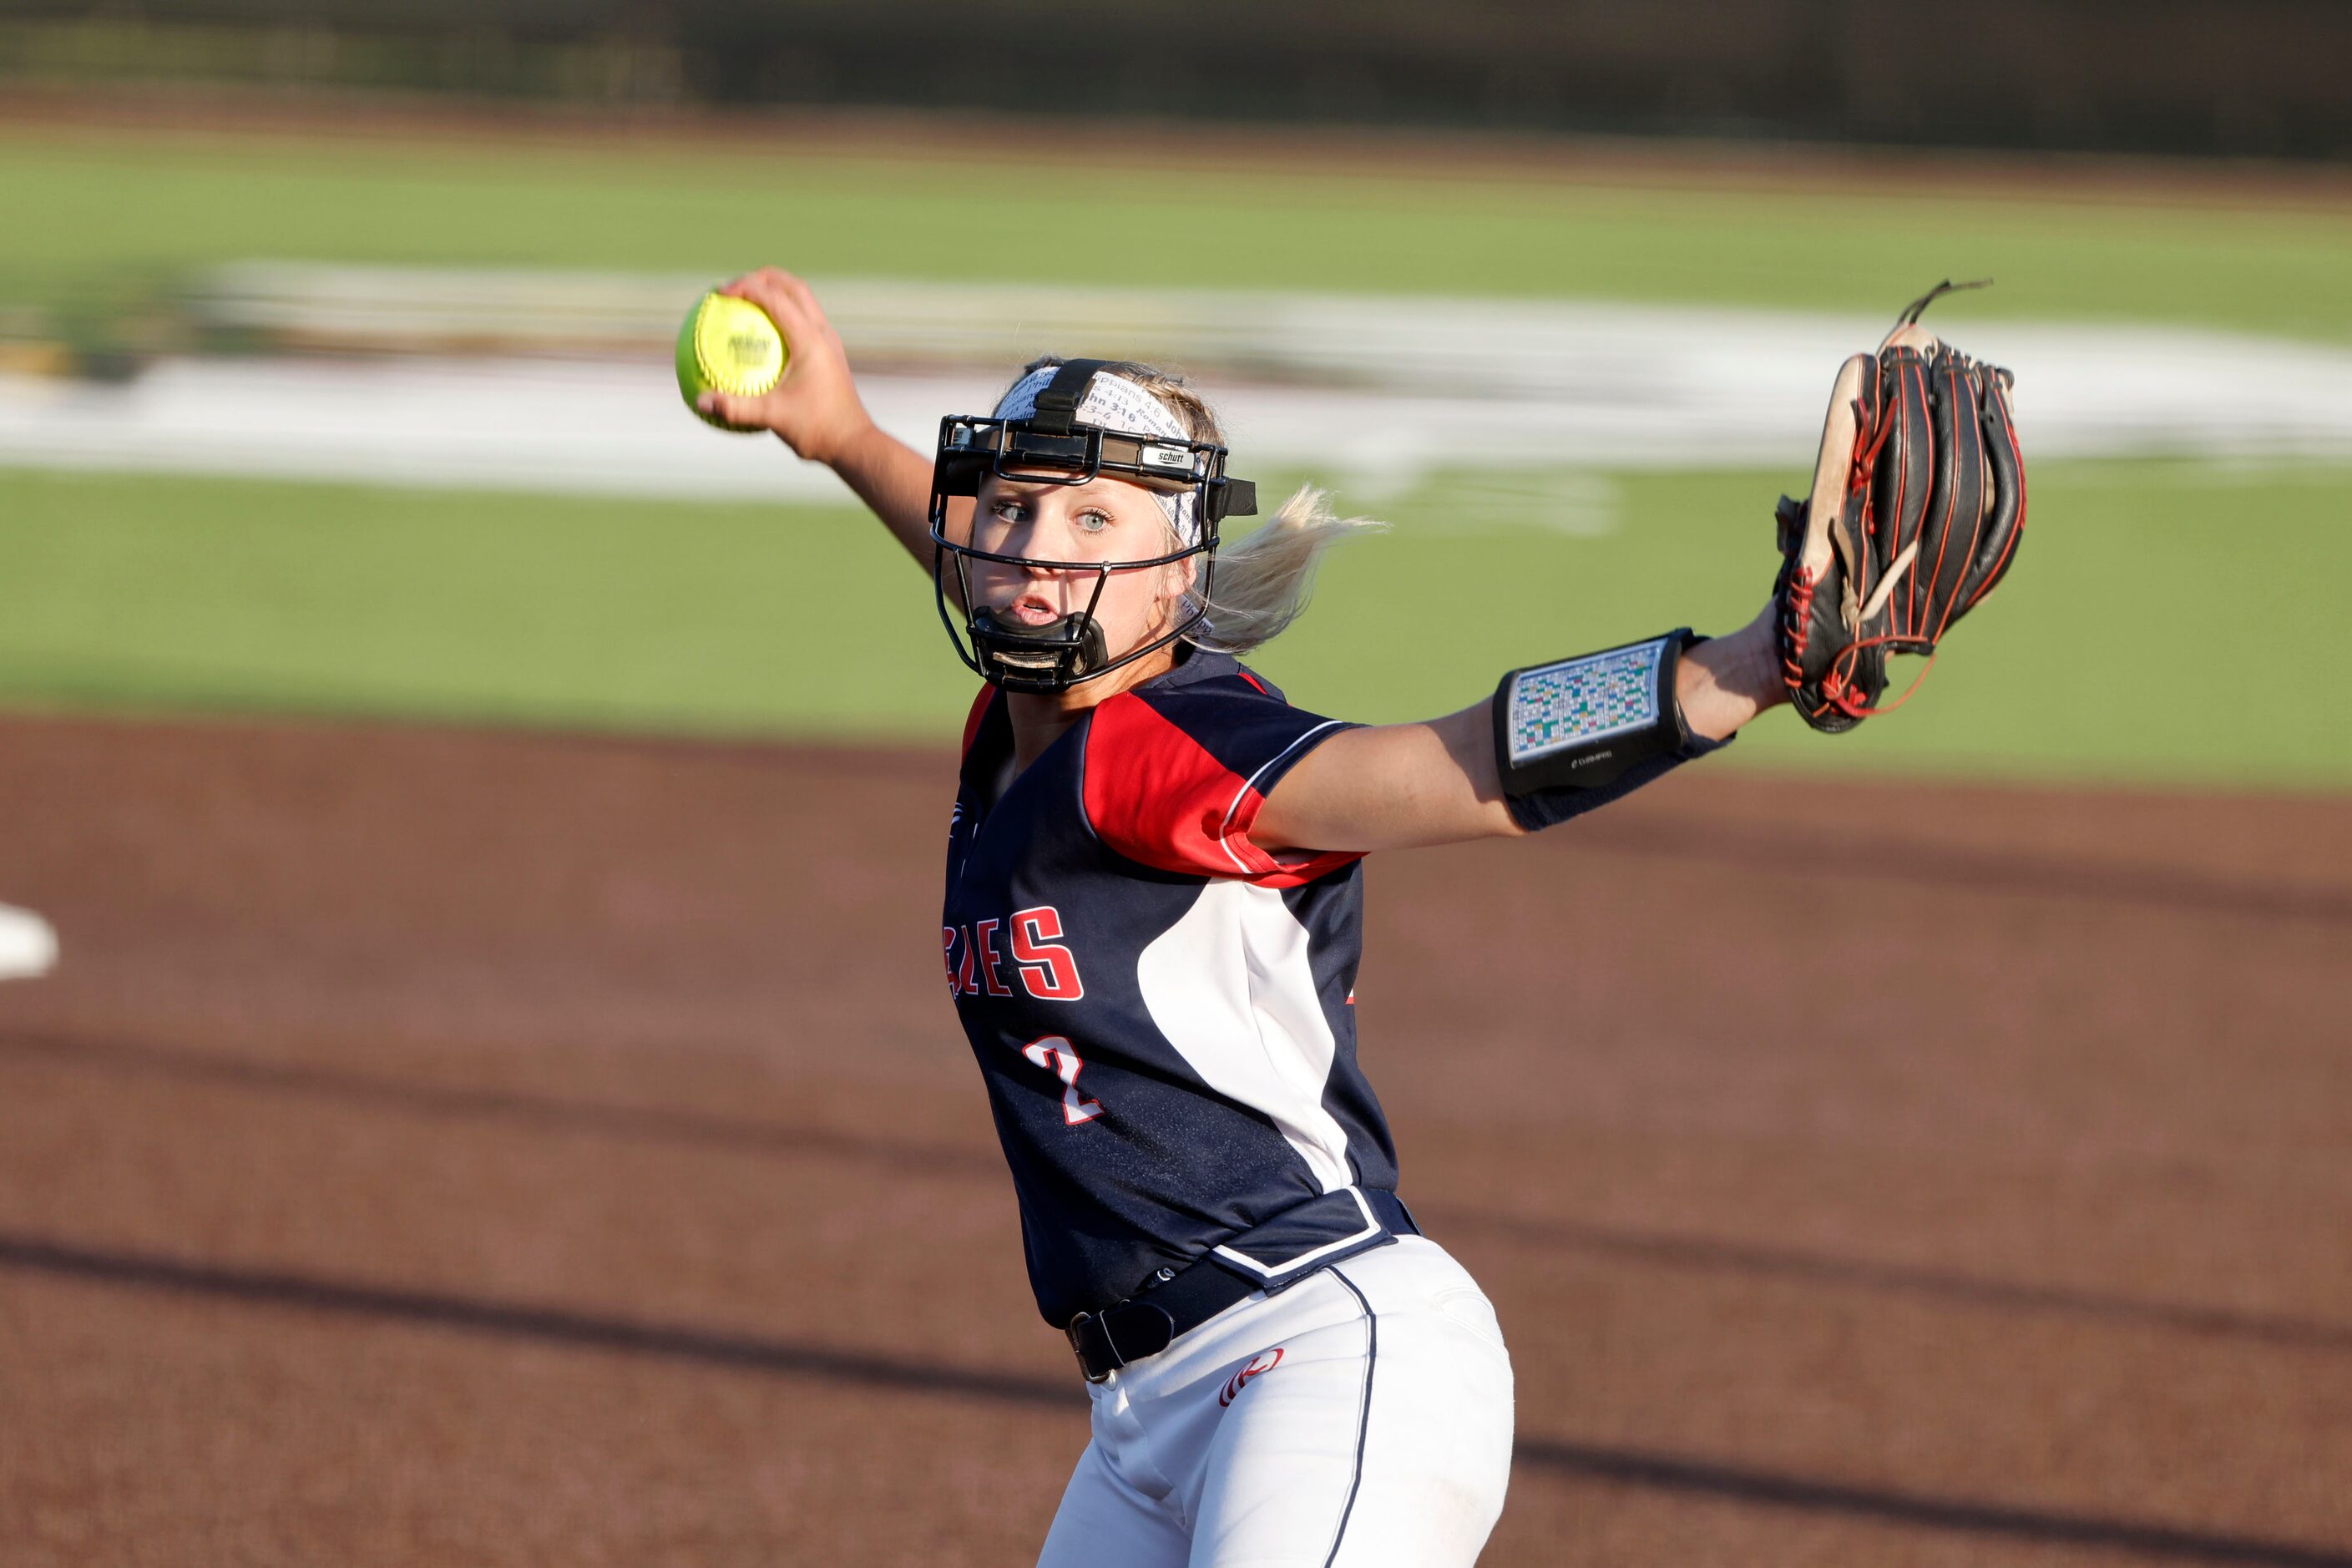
[[1065, 1311, 1115, 1383]]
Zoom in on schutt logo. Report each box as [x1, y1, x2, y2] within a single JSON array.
[[1219, 1348, 1283, 1408]]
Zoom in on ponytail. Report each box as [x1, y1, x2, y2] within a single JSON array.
[[999, 357, 1385, 656], [1186, 487, 1385, 655]]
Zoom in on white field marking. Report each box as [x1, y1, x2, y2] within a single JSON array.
[[0, 904, 58, 981], [6, 289, 2352, 507], [1368, 469, 1621, 536]]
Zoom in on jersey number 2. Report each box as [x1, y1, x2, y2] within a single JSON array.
[[1021, 1036, 1103, 1126]]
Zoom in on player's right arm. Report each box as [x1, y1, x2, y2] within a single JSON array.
[[691, 268, 969, 571]]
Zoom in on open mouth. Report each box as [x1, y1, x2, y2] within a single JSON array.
[[999, 594, 1065, 628]]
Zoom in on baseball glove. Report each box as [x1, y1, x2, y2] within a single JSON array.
[[1774, 281, 2026, 732]]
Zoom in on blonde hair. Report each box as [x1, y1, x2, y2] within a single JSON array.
[[1006, 357, 1385, 655]]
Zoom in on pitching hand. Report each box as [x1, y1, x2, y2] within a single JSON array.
[[696, 268, 869, 466]]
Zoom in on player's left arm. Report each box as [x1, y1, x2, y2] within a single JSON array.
[[1253, 601, 1782, 855]]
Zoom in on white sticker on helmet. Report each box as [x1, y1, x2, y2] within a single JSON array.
[[991, 367, 1201, 546]]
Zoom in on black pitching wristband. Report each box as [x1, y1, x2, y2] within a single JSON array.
[[1494, 630, 1697, 829]]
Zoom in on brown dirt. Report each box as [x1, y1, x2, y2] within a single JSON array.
[[1, 710, 2348, 1566]]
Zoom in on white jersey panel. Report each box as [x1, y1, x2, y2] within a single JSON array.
[[1136, 879, 1356, 1193]]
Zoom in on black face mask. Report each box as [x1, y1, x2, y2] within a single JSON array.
[[965, 605, 1115, 695], [926, 360, 1257, 695]]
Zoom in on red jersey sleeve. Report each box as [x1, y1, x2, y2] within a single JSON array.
[[1081, 687, 1363, 887]]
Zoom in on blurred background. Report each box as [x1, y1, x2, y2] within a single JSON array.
[[2, 5, 2347, 1565]]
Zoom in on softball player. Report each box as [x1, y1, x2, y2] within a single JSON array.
[[699, 269, 1789, 1567]]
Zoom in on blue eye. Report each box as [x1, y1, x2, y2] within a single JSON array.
[[1075, 510, 1111, 533]]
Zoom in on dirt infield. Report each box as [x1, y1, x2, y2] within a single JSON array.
[[2, 710, 2347, 1566]]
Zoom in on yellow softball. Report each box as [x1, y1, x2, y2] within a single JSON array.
[[676, 291, 788, 432]]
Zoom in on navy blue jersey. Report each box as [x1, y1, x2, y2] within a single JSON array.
[[942, 647, 1399, 1328]]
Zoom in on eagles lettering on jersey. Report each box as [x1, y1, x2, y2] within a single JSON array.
[[943, 646, 1401, 1328]]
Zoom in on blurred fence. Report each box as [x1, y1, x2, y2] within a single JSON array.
[[2, 0, 2347, 159]]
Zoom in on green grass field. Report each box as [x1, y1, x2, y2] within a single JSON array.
[[6, 124, 2352, 346], [3, 123, 2348, 788], [3, 460, 2344, 788]]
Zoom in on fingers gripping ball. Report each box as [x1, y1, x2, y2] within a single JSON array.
[[677, 291, 787, 432], [1773, 280, 2026, 733]]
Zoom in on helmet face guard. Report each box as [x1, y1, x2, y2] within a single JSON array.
[[928, 359, 1257, 695]]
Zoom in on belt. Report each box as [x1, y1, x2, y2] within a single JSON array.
[[1065, 1188, 1419, 1383]]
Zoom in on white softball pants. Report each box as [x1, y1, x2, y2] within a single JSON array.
[[1034, 1235, 1515, 1568]]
